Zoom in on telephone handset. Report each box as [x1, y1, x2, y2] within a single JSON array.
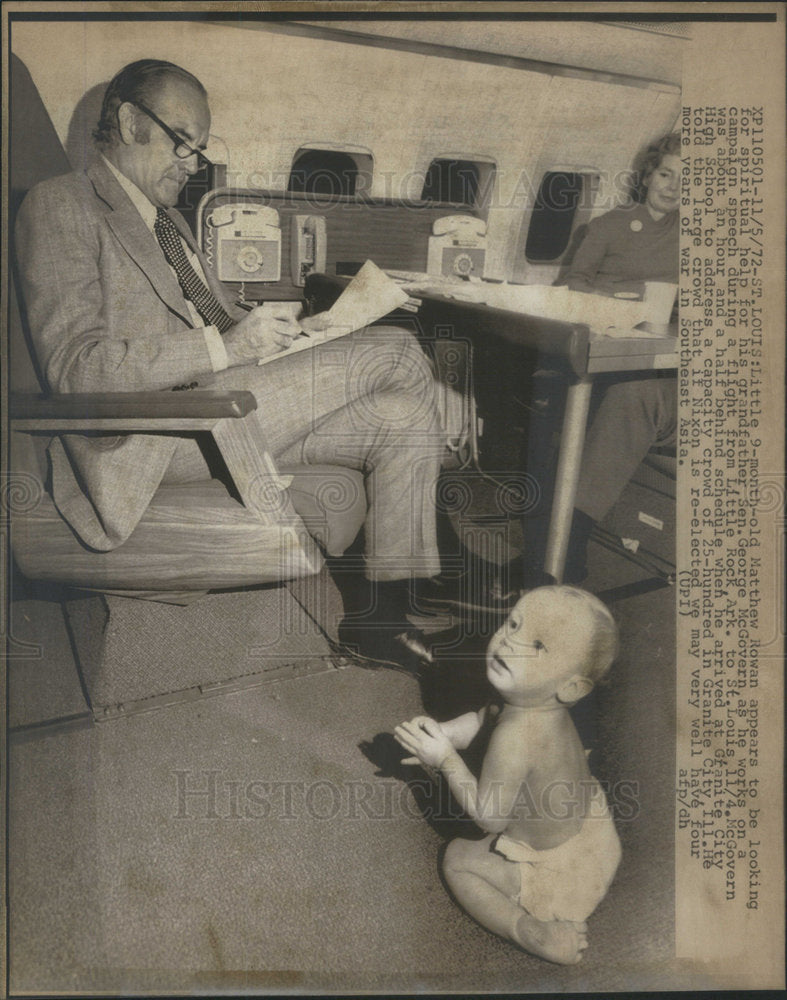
[[205, 203, 282, 282], [291, 214, 327, 286], [432, 215, 487, 240], [427, 214, 487, 278]]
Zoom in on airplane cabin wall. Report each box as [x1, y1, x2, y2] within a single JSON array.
[[12, 19, 682, 282]]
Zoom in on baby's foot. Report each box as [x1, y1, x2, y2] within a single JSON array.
[[513, 914, 589, 965]]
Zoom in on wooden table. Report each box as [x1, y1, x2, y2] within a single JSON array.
[[305, 274, 678, 582]]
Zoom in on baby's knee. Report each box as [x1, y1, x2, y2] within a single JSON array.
[[443, 836, 482, 875]]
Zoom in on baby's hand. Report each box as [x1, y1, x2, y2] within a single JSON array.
[[393, 715, 434, 764], [394, 716, 454, 769]]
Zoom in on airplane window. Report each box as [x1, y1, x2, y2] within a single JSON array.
[[288, 150, 361, 197], [421, 159, 482, 206], [525, 172, 587, 262]]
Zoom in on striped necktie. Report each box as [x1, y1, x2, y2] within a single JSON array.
[[154, 208, 235, 333]]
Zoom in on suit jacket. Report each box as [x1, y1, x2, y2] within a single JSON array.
[[14, 157, 244, 550]]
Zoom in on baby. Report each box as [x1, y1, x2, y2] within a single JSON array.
[[394, 585, 621, 965]]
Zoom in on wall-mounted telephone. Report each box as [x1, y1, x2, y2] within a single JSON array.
[[427, 215, 487, 278], [291, 214, 327, 286], [205, 203, 281, 283]]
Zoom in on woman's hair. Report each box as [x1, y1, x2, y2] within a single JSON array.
[[631, 131, 681, 203], [92, 59, 206, 149]]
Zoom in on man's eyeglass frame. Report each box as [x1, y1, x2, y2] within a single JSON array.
[[127, 100, 213, 169]]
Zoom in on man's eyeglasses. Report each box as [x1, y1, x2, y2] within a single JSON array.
[[129, 100, 213, 168]]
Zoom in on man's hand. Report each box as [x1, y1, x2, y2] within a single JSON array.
[[394, 716, 454, 769], [298, 311, 332, 334], [223, 306, 304, 366]]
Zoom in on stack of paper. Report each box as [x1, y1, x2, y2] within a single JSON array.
[[416, 281, 676, 336], [474, 284, 651, 332]]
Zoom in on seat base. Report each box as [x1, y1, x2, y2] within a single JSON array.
[[65, 585, 336, 715]]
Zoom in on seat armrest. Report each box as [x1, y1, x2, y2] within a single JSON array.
[[9, 388, 301, 529], [9, 390, 258, 432]]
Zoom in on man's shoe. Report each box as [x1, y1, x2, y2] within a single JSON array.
[[337, 624, 434, 673]]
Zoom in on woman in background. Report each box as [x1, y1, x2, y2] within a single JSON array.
[[564, 132, 680, 297], [423, 134, 681, 606], [558, 132, 680, 583]]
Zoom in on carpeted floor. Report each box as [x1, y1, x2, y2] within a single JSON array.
[[6, 527, 710, 994]]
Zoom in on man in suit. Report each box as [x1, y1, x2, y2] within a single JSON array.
[[14, 58, 445, 668]]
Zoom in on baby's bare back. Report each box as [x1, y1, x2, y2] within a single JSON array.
[[490, 708, 595, 850]]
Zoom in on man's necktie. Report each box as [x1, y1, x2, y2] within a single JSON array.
[[154, 208, 235, 333]]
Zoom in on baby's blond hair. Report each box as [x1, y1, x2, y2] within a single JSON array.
[[538, 585, 619, 685]]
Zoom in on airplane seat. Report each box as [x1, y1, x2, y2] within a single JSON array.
[[7, 54, 365, 717]]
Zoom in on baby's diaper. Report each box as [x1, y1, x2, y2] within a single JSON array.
[[494, 782, 622, 922]]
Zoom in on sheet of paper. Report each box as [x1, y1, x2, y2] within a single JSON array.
[[320, 259, 410, 333], [257, 260, 409, 366]]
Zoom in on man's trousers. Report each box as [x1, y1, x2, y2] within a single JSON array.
[[164, 326, 445, 581]]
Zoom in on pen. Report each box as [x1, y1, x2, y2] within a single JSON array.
[[235, 300, 310, 337]]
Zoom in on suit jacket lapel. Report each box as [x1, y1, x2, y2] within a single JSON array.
[[87, 160, 193, 327]]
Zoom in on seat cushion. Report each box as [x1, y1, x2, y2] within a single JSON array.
[[11, 480, 320, 591], [11, 466, 366, 592]]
